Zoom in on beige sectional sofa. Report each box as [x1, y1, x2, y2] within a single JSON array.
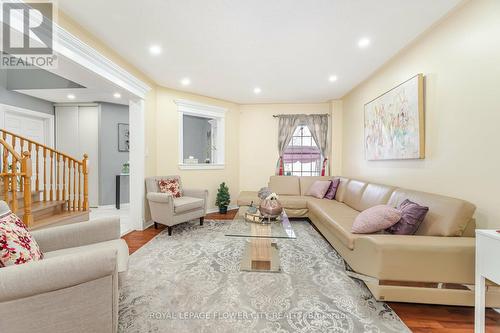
[[238, 176, 500, 307]]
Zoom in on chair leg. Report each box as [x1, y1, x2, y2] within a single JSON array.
[[200, 217, 204, 226], [167, 226, 172, 236], [154, 222, 158, 229]]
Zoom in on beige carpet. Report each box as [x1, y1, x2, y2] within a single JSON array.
[[118, 220, 410, 333]]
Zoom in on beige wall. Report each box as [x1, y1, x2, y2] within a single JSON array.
[[155, 87, 240, 210], [340, 0, 500, 228], [239, 103, 330, 191]]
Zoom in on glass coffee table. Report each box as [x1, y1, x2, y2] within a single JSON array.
[[225, 212, 296, 272]]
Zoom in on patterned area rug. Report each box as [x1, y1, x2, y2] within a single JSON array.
[[119, 220, 410, 333]]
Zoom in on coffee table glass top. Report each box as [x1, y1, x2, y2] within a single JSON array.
[[225, 212, 296, 239]]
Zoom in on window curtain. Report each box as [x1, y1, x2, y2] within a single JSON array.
[[304, 114, 330, 176], [276, 115, 301, 175]]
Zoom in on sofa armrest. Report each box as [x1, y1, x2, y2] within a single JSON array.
[[147, 192, 173, 204], [0, 248, 117, 302], [352, 235, 475, 283], [30, 217, 121, 253]]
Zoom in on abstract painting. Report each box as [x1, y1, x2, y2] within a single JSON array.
[[364, 74, 424, 160]]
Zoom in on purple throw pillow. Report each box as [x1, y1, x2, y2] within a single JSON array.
[[324, 178, 341, 200], [386, 199, 429, 235]]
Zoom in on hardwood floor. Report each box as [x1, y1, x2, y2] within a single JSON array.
[[122, 209, 500, 332]]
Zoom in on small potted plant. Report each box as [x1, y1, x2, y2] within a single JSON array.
[[216, 182, 230, 214]]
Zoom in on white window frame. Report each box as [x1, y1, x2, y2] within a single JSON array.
[[175, 99, 226, 170]]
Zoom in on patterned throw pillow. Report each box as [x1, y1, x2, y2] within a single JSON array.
[[0, 211, 43, 267], [158, 178, 182, 197]]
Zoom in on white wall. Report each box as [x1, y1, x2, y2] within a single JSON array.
[[239, 103, 330, 191], [340, 0, 500, 229]]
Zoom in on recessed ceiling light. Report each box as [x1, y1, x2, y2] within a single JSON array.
[[113, 92, 121, 98], [358, 37, 371, 48], [149, 45, 162, 55], [254, 87, 261, 94], [328, 75, 338, 82], [181, 78, 191, 86], [67, 94, 75, 100]]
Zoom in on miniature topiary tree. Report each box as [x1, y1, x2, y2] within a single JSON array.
[[215, 182, 230, 214]]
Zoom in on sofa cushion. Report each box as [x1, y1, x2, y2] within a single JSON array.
[[305, 180, 332, 199], [279, 196, 308, 209], [307, 198, 360, 249], [358, 183, 396, 211], [173, 197, 204, 214], [0, 210, 43, 267], [237, 191, 261, 206], [343, 179, 368, 211], [334, 177, 350, 203], [269, 176, 300, 195], [44, 239, 129, 273], [299, 176, 334, 196], [352, 205, 401, 234], [387, 189, 476, 237]]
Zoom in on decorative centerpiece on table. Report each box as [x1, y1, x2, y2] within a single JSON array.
[[259, 192, 283, 220]]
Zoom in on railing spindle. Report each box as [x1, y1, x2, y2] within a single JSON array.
[[43, 148, 47, 201], [35, 145, 39, 192], [56, 154, 60, 201], [19, 139, 24, 192], [72, 160, 76, 211], [2, 133, 9, 207], [49, 150, 54, 201], [21, 151, 32, 227], [62, 157, 67, 209], [11, 159, 17, 212], [83, 154, 89, 210], [78, 162, 81, 211]]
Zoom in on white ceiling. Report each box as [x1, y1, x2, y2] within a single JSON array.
[[58, 0, 462, 104]]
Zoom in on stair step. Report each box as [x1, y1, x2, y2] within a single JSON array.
[[0, 191, 43, 208], [30, 210, 89, 230], [15, 200, 66, 220]]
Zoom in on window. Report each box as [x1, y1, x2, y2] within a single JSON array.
[[283, 125, 322, 176], [176, 99, 226, 169]]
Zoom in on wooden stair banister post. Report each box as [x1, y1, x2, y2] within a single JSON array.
[[20, 151, 32, 227], [82, 154, 89, 211]]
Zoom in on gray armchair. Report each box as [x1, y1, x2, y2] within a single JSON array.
[[146, 176, 208, 235], [0, 201, 128, 333]]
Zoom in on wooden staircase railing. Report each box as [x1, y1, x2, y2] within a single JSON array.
[[0, 129, 89, 228]]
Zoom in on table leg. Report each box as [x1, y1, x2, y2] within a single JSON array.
[[475, 274, 485, 333], [116, 175, 120, 210]]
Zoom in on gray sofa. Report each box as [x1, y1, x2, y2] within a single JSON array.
[[0, 201, 128, 333]]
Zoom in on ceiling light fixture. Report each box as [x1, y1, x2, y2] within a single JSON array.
[[67, 94, 75, 100], [358, 37, 371, 48], [113, 92, 121, 98], [181, 78, 191, 86], [328, 75, 338, 82], [254, 87, 261, 94], [149, 45, 162, 55]]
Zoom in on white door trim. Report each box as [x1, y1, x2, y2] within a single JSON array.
[[0, 103, 55, 148]]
